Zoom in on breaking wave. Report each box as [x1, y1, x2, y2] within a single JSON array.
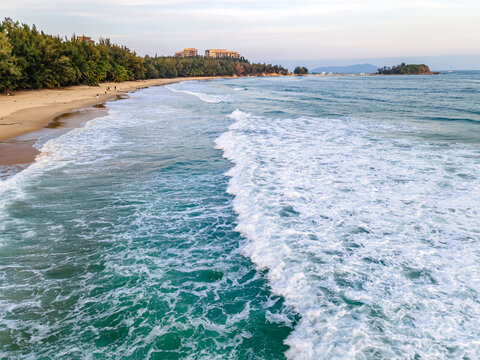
[[216, 109, 480, 359]]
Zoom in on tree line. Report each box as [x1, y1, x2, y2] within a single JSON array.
[[377, 63, 432, 75], [143, 56, 287, 79], [0, 18, 288, 92], [293, 66, 309, 75]]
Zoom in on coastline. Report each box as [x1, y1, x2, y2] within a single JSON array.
[[0, 77, 220, 168]]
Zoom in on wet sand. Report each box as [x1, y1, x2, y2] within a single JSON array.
[[0, 104, 110, 179], [0, 77, 217, 168]]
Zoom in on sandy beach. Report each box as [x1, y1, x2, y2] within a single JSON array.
[[0, 77, 218, 167]]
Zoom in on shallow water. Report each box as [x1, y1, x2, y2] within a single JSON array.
[[1, 72, 480, 359]]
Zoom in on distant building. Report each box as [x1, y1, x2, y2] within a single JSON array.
[[174, 48, 198, 57], [205, 49, 241, 59], [77, 36, 94, 45]]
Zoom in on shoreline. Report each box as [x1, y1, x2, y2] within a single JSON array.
[[0, 104, 110, 170], [0, 77, 222, 142], [0, 71, 439, 170], [0, 76, 223, 168]]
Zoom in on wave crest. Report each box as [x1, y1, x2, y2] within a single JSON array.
[[167, 86, 231, 103], [216, 108, 480, 359]]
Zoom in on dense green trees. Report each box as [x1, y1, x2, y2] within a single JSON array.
[[0, 31, 21, 91], [377, 63, 433, 75], [0, 18, 145, 89], [0, 18, 288, 92], [294, 66, 309, 75], [142, 56, 287, 79]]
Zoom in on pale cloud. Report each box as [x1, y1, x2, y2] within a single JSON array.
[[2, 0, 479, 61]]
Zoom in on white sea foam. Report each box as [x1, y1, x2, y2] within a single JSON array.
[[216, 109, 480, 359], [0, 96, 180, 197], [166, 85, 231, 103], [0, 90, 291, 358]]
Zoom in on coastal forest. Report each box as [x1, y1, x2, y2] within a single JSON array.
[[293, 66, 309, 75], [377, 63, 434, 75], [0, 18, 288, 92]]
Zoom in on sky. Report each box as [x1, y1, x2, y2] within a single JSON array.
[[2, 0, 480, 69]]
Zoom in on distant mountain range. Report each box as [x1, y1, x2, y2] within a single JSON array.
[[311, 64, 378, 74]]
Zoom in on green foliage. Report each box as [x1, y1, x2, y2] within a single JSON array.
[[0, 31, 21, 91], [377, 63, 431, 75], [294, 66, 308, 75], [0, 17, 144, 90], [0, 18, 288, 92], [142, 56, 287, 79]]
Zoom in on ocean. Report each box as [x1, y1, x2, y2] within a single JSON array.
[[1, 72, 480, 359]]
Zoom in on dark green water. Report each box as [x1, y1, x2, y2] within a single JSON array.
[[1, 72, 480, 359], [0, 87, 296, 359]]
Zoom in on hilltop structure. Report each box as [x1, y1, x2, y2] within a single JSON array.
[[173, 48, 241, 59], [205, 49, 241, 59], [174, 48, 198, 57], [77, 36, 94, 45]]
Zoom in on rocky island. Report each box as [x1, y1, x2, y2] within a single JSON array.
[[377, 63, 439, 75]]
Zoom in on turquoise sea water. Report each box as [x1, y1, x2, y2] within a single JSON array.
[[1, 72, 480, 359]]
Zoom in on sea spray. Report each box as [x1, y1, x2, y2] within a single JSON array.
[[216, 106, 480, 359]]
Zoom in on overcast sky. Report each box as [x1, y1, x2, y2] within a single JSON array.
[[2, 0, 480, 68]]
